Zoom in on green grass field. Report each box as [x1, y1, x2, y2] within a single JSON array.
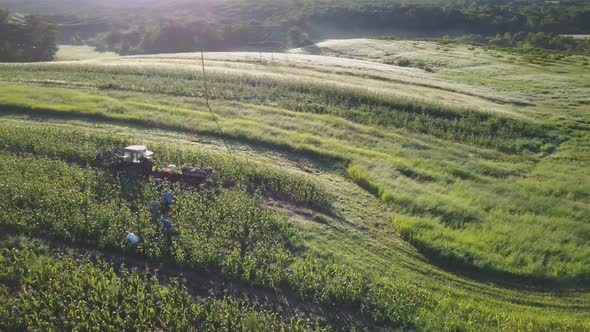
[[1, 40, 589, 331], [55, 45, 119, 61]]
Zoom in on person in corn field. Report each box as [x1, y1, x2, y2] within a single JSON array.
[[150, 199, 161, 219], [125, 231, 139, 250], [160, 217, 174, 232], [163, 189, 173, 213], [160, 217, 175, 246], [160, 217, 174, 234], [154, 178, 165, 191]]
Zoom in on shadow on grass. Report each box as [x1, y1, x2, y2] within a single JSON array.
[[348, 165, 590, 291], [405, 235, 590, 294]]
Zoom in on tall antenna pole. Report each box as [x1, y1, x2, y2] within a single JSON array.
[[200, 50, 210, 107], [200, 48, 230, 152]]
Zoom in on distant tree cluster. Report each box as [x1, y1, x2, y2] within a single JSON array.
[[0, 9, 58, 62], [9, 0, 590, 57], [458, 32, 590, 52], [287, 27, 311, 48], [491, 32, 589, 51], [82, 0, 590, 56], [302, 1, 590, 35], [86, 20, 274, 55]]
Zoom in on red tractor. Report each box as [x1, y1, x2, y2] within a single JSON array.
[[94, 145, 155, 177], [93, 145, 217, 186]]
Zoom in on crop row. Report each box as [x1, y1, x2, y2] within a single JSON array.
[[0, 153, 430, 329], [0, 155, 299, 286], [0, 239, 325, 331], [0, 64, 563, 152], [0, 130, 584, 330], [0, 122, 331, 211]]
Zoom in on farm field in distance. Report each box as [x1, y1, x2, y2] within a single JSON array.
[[55, 45, 119, 61], [1, 39, 589, 331]]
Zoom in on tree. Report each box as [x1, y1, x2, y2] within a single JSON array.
[[119, 38, 130, 55], [0, 9, 21, 61], [21, 15, 58, 62], [0, 12, 58, 62], [287, 26, 310, 48], [150, 23, 195, 53]]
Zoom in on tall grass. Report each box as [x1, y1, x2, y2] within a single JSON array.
[[0, 84, 345, 162], [349, 162, 590, 283], [0, 64, 564, 152]]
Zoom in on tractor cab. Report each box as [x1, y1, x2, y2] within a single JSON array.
[[123, 145, 154, 163]]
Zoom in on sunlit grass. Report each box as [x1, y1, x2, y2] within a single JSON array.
[[0, 44, 589, 330]]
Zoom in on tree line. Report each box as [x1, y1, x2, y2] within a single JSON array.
[[2, 0, 590, 60], [457, 32, 590, 52], [88, 20, 272, 55], [0, 9, 57, 62], [75, 0, 590, 55], [301, 1, 590, 35]]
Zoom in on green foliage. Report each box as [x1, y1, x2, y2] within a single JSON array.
[[385, 57, 434, 72], [0, 122, 438, 329], [0, 122, 331, 210], [0, 37, 589, 331], [287, 27, 312, 48], [0, 155, 297, 285], [0, 241, 324, 331], [347, 164, 382, 198], [350, 156, 590, 284], [0, 152, 435, 329], [0, 64, 562, 153], [0, 10, 58, 62], [289, 256, 430, 328], [457, 31, 590, 53], [0, 59, 585, 283], [35, 0, 590, 55], [0, 54, 584, 285]]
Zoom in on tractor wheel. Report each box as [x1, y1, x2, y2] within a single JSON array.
[[127, 164, 143, 177], [170, 173, 181, 182]]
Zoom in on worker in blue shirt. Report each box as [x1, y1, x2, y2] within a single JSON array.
[[160, 218, 175, 246], [125, 231, 139, 249], [163, 189, 173, 209], [162, 189, 173, 215], [160, 217, 174, 232]]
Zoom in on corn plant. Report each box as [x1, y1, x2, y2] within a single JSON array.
[[0, 241, 327, 331]]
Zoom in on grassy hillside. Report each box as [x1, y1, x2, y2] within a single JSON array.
[[55, 45, 118, 61], [0, 40, 589, 330]]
